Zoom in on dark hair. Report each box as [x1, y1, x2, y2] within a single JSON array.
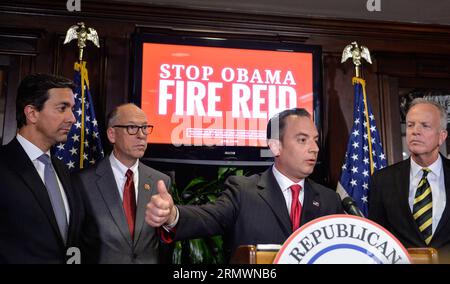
[[16, 73, 75, 128], [266, 108, 312, 141]]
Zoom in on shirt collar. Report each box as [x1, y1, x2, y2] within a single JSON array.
[[16, 134, 50, 161], [109, 152, 139, 178], [272, 165, 305, 192], [410, 155, 442, 179]]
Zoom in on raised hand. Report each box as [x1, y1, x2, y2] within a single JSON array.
[[145, 180, 177, 227]]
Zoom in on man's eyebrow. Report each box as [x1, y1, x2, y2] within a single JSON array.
[[124, 120, 148, 124], [295, 131, 318, 137], [57, 102, 72, 107], [295, 132, 316, 139]]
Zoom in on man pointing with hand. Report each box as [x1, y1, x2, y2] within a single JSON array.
[[145, 108, 343, 261]]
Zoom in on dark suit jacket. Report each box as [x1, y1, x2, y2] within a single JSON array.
[[369, 156, 450, 263], [73, 157, 172, 264], [172, 168, 343, 259], [0, 138, 84, 264]]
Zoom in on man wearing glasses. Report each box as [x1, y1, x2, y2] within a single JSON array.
[[72, 103, 171, 263]]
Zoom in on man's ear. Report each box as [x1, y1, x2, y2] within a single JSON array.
[[268, 139, 281, 157], [107, 127, 116, 144], [439, 129, 448, 146], [23, 105, 39, 124]]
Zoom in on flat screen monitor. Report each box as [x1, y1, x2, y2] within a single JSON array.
[[131, 34, 322, 165]]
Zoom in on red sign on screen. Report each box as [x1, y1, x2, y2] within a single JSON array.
[[141, 43, 313, 147]]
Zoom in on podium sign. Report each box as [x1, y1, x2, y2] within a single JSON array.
[[273, 214, 412, 264]]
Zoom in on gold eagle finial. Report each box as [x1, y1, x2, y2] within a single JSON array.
[[341, 42, 372, 78], [64, 22, 100, 62]]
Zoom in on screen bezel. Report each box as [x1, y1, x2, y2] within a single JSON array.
[[131, 33, 323, 166]]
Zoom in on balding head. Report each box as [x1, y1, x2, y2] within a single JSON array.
[[106, 103, 149, 167], [107, 103, 145, 128]]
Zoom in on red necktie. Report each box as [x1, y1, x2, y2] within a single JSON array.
[[290, 184, 302, 232], [123, 169, 136, 240]]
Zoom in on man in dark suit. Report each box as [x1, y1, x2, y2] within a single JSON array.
[[73, 103, 171, 263], [0, 73, 83, 263], [369, 98, 450, 263], [145, 108, 343, 260]]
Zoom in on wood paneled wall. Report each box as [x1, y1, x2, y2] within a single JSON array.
[[2, 0, 450, 187]]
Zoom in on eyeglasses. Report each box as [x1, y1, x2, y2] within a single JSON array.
[[112, 124, 154, 135]]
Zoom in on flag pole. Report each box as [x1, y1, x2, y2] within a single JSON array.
[[79, 62, 86, 168], [337, 42, 388, 216], [342, 42, 375, 173], [63, 22, 101, 170]]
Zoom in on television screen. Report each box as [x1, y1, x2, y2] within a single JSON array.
[[132, 34, 322, 165]]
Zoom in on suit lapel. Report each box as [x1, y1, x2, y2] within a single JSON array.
[[256, 169, 292, 237], [431, 156, 450, 245], [6, 139, 64, 246], [133, 163, 155, 246], [301, 179, 321, 225], [95, 159, 133, 247]]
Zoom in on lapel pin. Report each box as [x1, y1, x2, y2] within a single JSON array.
[[313, 201, 320, 207], [144, 184, 151, 191]]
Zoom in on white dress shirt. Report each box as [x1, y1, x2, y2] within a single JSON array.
[[272, 165, 305, 215], [16, 134, 71, 223], [109, 153, 139, 203], [409, 156, 446, 235]]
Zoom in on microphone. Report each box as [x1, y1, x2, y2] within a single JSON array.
[[342, 197, 364, 217]]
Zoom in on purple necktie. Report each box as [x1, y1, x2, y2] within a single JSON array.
[[38, 154, 68, 244]]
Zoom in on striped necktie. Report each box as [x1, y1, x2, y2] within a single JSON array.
[[413, 168, 433, 245]]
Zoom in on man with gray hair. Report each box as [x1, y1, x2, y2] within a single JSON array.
[[73, 103, 171, 263], [369, 98, 450, 263]]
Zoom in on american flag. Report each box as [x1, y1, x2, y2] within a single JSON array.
[[53, 61, 104, 171], [337, 78, 387, 216]]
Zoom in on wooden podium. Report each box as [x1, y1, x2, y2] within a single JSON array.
[[407, 247, 439, 264], [230, 245, 439, 264], [230, 245, 279, 264]]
